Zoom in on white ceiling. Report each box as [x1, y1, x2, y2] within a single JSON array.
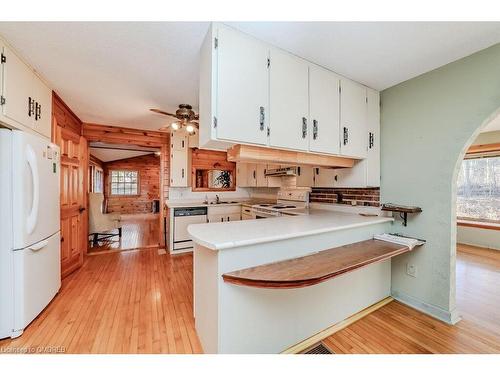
[[90, 148, 154, 162], [1, 22, 500, 131]]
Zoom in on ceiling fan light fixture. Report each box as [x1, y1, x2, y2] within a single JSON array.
[[171, 122, 180, 130], [185, 124, 195, 133]]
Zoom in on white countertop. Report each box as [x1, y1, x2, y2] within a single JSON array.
[[188, 209, 394, 250]]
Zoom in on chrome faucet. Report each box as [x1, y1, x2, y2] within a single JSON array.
[[215, 195, 220, 204]]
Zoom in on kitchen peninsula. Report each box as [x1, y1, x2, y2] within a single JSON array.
[[188, 208, 395, 353]]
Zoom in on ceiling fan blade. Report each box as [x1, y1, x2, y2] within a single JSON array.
[[150, 108, 177, 117], [193, 113, 199, 120]]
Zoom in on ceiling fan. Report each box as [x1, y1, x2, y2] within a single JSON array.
[[150, 104, 199, 134]]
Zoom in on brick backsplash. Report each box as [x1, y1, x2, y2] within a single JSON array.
[[310, 187, 380, 207]]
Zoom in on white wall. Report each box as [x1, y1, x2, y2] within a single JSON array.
[[457, 226, 500, 250]]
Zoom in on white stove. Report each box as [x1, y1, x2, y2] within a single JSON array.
[[251, 189, 310, 219]]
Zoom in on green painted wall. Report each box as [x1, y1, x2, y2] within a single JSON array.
[[380, 43, 500, 322]]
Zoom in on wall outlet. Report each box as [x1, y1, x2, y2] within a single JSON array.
[[406, 263, 417, 278]]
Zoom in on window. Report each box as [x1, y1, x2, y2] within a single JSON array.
[[110, 170, 139, 195], [457, 155, 500, 222], [94, 168, 103, 193]]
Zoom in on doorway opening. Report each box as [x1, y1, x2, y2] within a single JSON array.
[[87, 142, 162, 254], [453, 111, 500, 329]]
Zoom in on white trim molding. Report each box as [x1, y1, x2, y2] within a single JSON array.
[[392, 290, 461, 325]]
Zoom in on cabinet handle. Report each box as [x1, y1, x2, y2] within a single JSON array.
[[369, 132, 374, 149], [313, 119, 318, 140], [302, 117, 307, 139], [253, 170, 256, 179], [35, 102, 41, 121], [181, 168, 184, 178], [221, 217, 224, 222], [28, 97, 34, 117], [227, 216, 230, 221], [343, 127, 349, 145], [259, 106, 265, 131]]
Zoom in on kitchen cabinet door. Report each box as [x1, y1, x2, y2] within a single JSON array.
[[226, 213, 241, 222], [216, 25, 269, 146], [1, 45, 34, 129], [340, 78, 367, 158], [296, 165, 314, 187], [266, 163, 282, 188], [170, 132, 190, 187], [366, 88, 380, 187], [256, 164, 267, 187], [313, 167, 336, 188], [236, 163, 248, 187], [269, 48, 309, 151], [32, 77, 52, 139], [334, 160, 367, 188], [309, 65, 340, 155]]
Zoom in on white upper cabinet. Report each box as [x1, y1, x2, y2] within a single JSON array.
[[1, 44, 34, 129], [216, 25, 269, 146], [309, 65, 340, 155], [366, 88, 380, 187], [0, 42, 52, 140], [170, 132, 190, 187], [339, 78, 367, 158], [32, 77, 52, 139], [199, 23, 379, 168], [268, 48, 309, 151]]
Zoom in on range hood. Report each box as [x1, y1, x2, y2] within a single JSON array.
[[265, 167, 298, 177]]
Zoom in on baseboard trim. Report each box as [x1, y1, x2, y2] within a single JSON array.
[[391, 290, 461, 325], [281, 296, 394, 354]]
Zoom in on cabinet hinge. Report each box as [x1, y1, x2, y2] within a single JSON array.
[[366, 96, 368, 103], [213, 116, 217, 128], [1, 53, 5, 64], [267, 58, 270, 68], [214, 37, 218, 49], [0, 96, 5, 106], [267, 127, 270, 137], [339, 86, 342, 94]]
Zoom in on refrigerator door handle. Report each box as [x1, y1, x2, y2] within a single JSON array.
[[28, 239, 49, 252], [26, 145, 40, 235]]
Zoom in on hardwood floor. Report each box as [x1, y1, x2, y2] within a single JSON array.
[[88, 213, 159, 254], [0, 249, 202, 354], [0, 243, 498, 354], [323, 244, 500, 354]]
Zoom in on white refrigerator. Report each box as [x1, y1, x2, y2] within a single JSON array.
[[0, 129, 61, 339]]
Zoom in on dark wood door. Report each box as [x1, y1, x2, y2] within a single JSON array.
[[54, 119, 88, 277]]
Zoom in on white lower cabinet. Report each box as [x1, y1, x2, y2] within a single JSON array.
[[207, 205, 241, 223]]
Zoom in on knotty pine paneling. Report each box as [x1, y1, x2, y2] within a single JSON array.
[[103, 154, 161, 214]]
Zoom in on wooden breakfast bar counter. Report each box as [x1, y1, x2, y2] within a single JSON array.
[[222, 239, 411, 289], [188, 209, 397, 353]]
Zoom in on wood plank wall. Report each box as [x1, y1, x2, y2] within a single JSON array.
[[82, 123, 170, 248], [103, 154, 161, 214]]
